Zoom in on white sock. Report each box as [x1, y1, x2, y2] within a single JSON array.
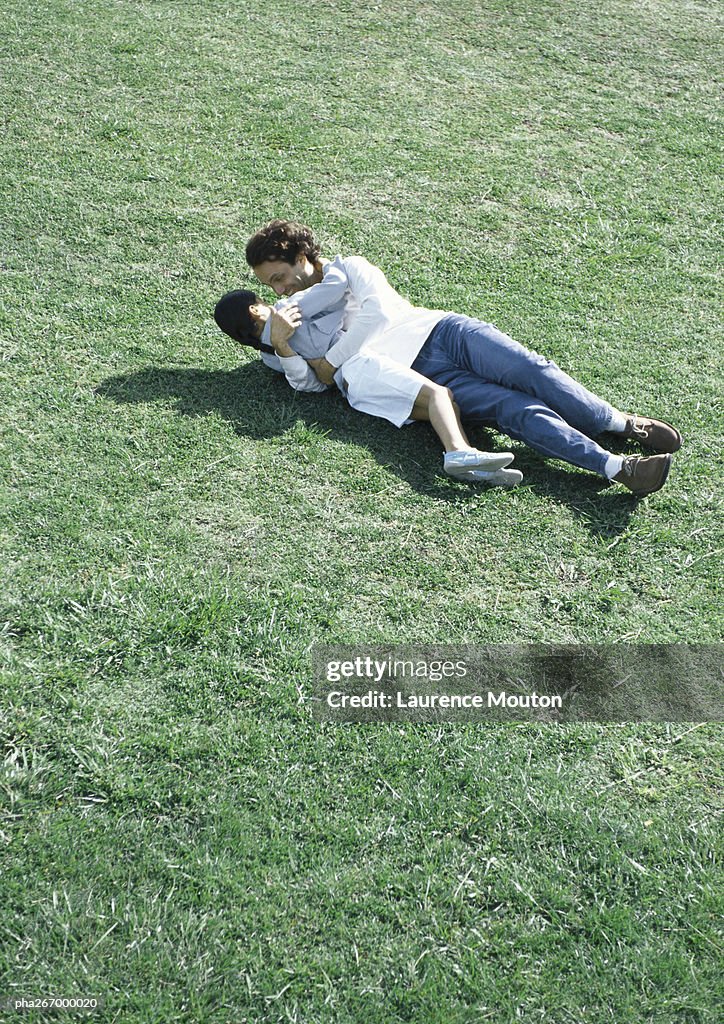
[[604, 454, 625, 480], [605, 409, 629, 434]]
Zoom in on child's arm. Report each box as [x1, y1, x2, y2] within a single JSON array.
[[264, 305, 332, 392]]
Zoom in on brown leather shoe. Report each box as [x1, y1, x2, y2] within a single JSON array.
[[624, 415, 682, 453], [613, 453, 672, 496]]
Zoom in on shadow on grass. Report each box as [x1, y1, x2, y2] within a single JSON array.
[[96, 362, 639, 539]]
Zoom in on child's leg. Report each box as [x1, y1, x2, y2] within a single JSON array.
[[410, 382, 472, 452], [411, 382, 515, 475], [340, 352, 513, 472]]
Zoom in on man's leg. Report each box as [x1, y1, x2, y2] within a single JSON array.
[[439, 316, 682, 453], [414, 314, 630, 439], [414, 366, 671, 495], [420, 367, 614, 476]]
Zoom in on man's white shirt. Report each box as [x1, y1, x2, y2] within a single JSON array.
[[322, 255, 446, 372]]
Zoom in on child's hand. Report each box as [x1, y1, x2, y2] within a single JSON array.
[[269, 304, 302, 355]]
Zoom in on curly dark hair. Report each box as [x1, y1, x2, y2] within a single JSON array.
[[245, 219, 321, 268]]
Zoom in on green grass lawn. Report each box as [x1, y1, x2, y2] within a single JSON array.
[[1, 1, 722, 1021]]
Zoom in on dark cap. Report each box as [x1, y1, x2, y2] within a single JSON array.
[[213, 290, 274, 354]]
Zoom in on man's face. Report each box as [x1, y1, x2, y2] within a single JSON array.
[[252, 253, 318, 297]]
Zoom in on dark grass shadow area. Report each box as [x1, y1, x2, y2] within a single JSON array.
[[96, 362, 640, 538]]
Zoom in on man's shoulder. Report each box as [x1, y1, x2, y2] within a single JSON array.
[[335, 254, 390, 288], [338, 254, 380, 272]]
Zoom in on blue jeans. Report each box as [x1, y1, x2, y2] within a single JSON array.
[[411, 314, 615, 476]]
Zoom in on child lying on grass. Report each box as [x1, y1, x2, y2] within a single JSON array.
[[241, 223, 682, 498], [215, 284, 520, 487]]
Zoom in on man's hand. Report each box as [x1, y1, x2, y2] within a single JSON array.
[[307, 357, 337, 386], [269, 304, 302, 357]]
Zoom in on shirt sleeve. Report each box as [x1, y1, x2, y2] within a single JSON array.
[[291, 257, 349, 318], [260, 321, 330, 392], [323, 257, 399, 369], [278, 354, 331, 393], [260, 350, 284, 373]]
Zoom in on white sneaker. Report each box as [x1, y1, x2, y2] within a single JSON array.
[[459, 467, 523, 488], [444, 449, 514, 477]]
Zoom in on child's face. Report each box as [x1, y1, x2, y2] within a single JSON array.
[[248, 301, 272, 336]]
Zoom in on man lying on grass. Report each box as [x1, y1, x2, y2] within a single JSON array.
[[214, 287, 521, 487], [217, 219, 682, 496]]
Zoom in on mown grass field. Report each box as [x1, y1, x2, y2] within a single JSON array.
[[1, 1, 722, 1021]]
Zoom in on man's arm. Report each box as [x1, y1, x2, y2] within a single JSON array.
[[306, 356, 338, 386], [322, 257, 407, 370], [291, 257, 348, 318]]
